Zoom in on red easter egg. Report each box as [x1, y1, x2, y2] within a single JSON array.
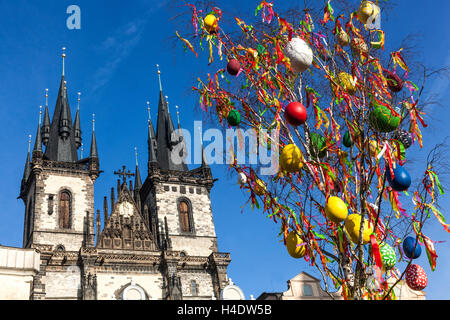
[[227, 59, 241, 76], [405, 264, 428, 291], [285, 102, 307, 126]]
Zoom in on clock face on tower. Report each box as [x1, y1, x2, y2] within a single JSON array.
[[118, 201, 134, 218]]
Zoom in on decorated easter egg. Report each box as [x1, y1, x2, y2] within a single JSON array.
[[286, 231, 306, 259], [369, 103, 401, 133], [253, 179, 266, 196], [387, 165, 411, 192], [337, 31, 350, 47], [238, 172, 247, 185], [403, 236, 422, 259], [343, 131, 353, 148], [338, 72, 357, 95], [379, 243, 397, 269], [405, 264, 428, 291], [204, 14, 218, 33], [325, 197, 348, 224], [284, 37, 313, 73], [280, 144, 304, 173], [227, 109, 241, 127], [357, 1, 378, 24], [310, 133, 327, 158], [285, 102, 307, 126], [227, 59, 241, 76], [345, 214, 373, 244], [392, 130, 412, 149], [385, 70, 404, 92]]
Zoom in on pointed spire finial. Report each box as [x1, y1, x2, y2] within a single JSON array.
[[166, 96, 170, 112], [28, 135, 32, 153], [77, 92, 81, 111], [147, 101, 151, 123], [45, 89, 48, 107], [92, 113, 96, 132], [156, 64, 162, 91], [62, 47, 66, 76], [39, 106, 42, 126], [175, 105, 181, 129], [135, 147, 139, 167], [81, 143, 84, 159]]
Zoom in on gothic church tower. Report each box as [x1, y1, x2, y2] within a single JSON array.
[[18, 51, 100, 253]]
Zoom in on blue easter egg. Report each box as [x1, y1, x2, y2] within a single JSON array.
[[403, 236, 422, 259], [387, 165, 411, 192]]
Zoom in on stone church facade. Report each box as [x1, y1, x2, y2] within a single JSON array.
[[12, 57, 231, 300]]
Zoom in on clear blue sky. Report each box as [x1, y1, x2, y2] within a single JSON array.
[[0, 0, 448, 299]]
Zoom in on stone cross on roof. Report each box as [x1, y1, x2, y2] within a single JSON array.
[[114, 165, 135, 184]]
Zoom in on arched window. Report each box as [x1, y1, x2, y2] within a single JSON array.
[[179, 200, 192, 233], [59, 191, 72, 229]]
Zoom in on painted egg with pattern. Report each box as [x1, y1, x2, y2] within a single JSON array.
[[405, 264, 428, 291], [379, 242, 397, 269]]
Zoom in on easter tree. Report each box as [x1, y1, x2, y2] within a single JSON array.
[[173, 0, 450, 300]]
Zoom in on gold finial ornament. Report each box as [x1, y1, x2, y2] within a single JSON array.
[[81, 143, 84, 159], [77, 92, 81, 111], [147, 101, 151, 122], [156, 64, 162, 91], [39, 106, 42, 126], [45, 89, 49, 107], [62, 47, 66, 76], [92, 113, 96, 131]]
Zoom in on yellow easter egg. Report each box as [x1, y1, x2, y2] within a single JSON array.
[[280, 144, 304, 173], [339, 72, 357, 95], [286, 231, 306, 259], [325, 197, 349, 224], [344, 214, 373, 244], [204, 14, 218, 33], [358, 1, 376, 24]]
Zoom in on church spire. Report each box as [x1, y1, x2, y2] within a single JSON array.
[[134, 147, 142, 191], [90, 114, 98, 159], [42, 89, 51, 146], [155, 66, 188, 172], [147, 101, 158, 166], [44, 48, 78, 162], [33, 107, 43, 154], [74, 92, 82, 149], [21, 135, 32, 186]]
